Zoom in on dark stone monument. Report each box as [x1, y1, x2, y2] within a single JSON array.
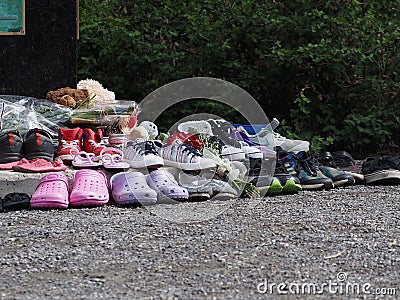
[[0, 1, 77, 98]]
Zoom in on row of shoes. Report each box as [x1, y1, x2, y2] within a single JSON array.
[[27, 167, 238, 210]]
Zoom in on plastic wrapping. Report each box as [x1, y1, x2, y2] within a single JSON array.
[[69, 100, 139, 126], [0, 95, 72, 137], [0, 95, 139, 137]]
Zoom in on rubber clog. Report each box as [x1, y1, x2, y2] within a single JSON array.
[[30, 173, 69, 209], [69, 169, 109, 207], [146, 169, 189, 201], [110, 171, 157, 206]]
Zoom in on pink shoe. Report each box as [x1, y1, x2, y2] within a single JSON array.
[[30, 173, 69, 209], [69, 169, 109, 207], [0, 158, 29, 170], [12, 158, 68, 173]]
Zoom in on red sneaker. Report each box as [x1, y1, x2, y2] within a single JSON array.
[[166, 131, 203, 150], [82, 128, 107, 157], [56, 127, 83, 163]]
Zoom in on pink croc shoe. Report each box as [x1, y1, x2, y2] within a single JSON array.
[[30, 173, 69, 209], [69, 169, 109, 207]]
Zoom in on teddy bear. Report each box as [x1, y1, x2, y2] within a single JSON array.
[[46, 87, 89, 108]]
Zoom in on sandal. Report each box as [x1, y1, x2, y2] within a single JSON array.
[[100, 147, 130, 170], [30, 173, 69, 209], [72, 150, 102, 169], [69, 169, 109, 207], [110, 171, 157, 206], [146, 169, 189, 201]]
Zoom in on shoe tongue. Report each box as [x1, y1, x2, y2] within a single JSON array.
[[62, 128, 81, 140]]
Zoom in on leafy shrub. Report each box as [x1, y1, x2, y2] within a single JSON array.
[[78, 0, 400, 153]]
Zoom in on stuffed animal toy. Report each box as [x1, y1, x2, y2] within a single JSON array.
[[128, 125, 149, 141], [46, 87, 89, 108], [139, 121, 159, 139], [77, 79, 115, 103]]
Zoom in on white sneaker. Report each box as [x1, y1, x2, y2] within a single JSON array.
[[155, 139, 216, 170], [123, 139, 164, 168], [241, 120, 309, 153], [220, 145, 246, 161]]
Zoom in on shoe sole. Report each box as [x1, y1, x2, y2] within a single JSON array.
[[364, 170, 400, 185], [282, 179, 302, 193], [69, 200, 109, 207], [344, 171, 365, 184], [164, 159, 216, 171], [301, 182, 334, 190], [30, 201, 68, 209]]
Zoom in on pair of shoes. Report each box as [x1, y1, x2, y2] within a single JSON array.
[[72, 147, 130, 170], [30, 170, 109, 209], [320, 151, 365, 184], [362, 156, 400, 185], [309, 152, 356, 187], [0, 129, 55, 163], [250, 175, 284, 196], [110, 169, 189, 205], [177, 119, 264, 159], [207, 119, 264, 159], [123, 138, 216, 171], [56, 127, 107, 164], [277, 149, 334, 190], [0, 193, 31, 212]]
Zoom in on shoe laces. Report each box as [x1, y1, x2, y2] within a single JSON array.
[[61, 139, 79, 150], [88, 139, 105, 150], [181, 143, 202, 158], [143, 141, 158, 155], [296, 154, 318, 176]]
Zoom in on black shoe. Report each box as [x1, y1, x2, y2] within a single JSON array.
[[362, 156, 400, 185], [0, 130, 24, 164], [2, 193, 31, 211], [23, 128, 55, 162]]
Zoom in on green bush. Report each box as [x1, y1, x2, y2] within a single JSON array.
[[78, 0, 400, 153]]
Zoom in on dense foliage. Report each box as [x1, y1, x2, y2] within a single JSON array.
[[78, 0, 400, 154]]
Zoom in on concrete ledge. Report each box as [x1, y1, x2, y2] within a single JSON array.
[[0, 166, 182, 198]]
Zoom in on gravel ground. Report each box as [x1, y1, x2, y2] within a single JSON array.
[[0, 185, 399, 300]]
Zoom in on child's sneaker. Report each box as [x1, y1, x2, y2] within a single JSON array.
[[123, 139, 164, 169], [278, 150, 333, 190], [56, 127, 83, 163], [155, 139, 216, 170], [0, 130, 23, 163], [82, 128, 107, 158], [23, 128, 55, 162]]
